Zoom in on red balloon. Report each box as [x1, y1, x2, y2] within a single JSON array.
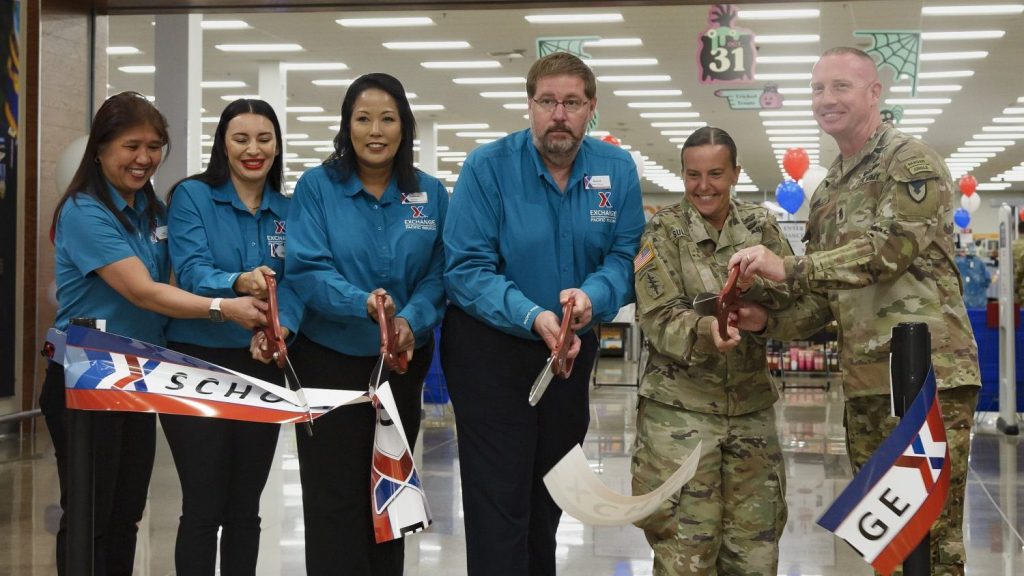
[[783, 148, 810, 180], [1019, 207, 1024, 222], [958, 174, 977, 196], [600, 134, 621, 146]]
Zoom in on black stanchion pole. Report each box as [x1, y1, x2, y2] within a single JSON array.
[[890, 322, 932, 576], [67, 318, 95, 576]]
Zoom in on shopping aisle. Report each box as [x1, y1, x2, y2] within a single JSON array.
[[0, 363, 1021, 575]]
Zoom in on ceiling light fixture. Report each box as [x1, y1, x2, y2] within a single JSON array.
[[957, 147, 1004, 153], [627, 102, 692, 108], [455, 131, 508, 138], [614, 89, 683, 97], [755, 72, 812, 80], [201, 80, 246, 88], [651, 121, 706, 128], [884, 98, 952, 105], [107, 46, 140, 55], [437, 123, 490, 130], [201, 20, 249, 29], [282, 63, 349, 71], [754, 34, 820, 43], [410, 104, 445, 111], [973, 133, 1024, 139], [778, 87, 812, 95], [639, 112, 700, 118], [965, 139, 1015, 145], [919, 51, 988, 61], [890, 84, 962, 93], [503, 103, 528, 110], [922, 5, 1023, 16], [480, 91, 527, 98], [738, 8, 820, 19], [118, 65, 155, 73], [901, 108, 944, 115], [452, 76, 525, 85], [583, 38, 642, 47], [921, 30, 1005, 40], [337, 17, 434, 27], [765, 129, 820, 135], [421, 61, 501, 69], [524, 13, 624, 24], [383, 41, 470, 50], [597, 75, 672, 82], [285, 106, 324, 113], [897, 118, 936, 125], [1002, 107, 1024, 114], [993, 117, 1024, 123], [759, 110, 814, 117], [756, 55, 819, 64], [917, 70, 975, 79], [762, 120, 819, 126], [215, 44, 303, 52], [584, 58, 658, 66], [311, 79, 355, 86]]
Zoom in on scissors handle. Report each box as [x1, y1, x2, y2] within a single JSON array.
[[257, 272, 287, 368], [376, 294, 409, 375], [552, 297, 576, 378], [716, 266, 742, 341]]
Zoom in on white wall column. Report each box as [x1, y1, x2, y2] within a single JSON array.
[[154, 14, 202, 193], [419, 121, 438, 176], [259, 61, 288, 162]]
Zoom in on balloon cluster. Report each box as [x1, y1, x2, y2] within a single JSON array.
[[775, 148, 828, 215], [954, 174, 979, 230]]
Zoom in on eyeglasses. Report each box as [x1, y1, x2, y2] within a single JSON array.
[[531, 97, 590, 113]]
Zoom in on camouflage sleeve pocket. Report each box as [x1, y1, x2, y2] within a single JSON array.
[[891, 149, 944, 220]]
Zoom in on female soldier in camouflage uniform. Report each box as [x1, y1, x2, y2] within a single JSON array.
[[631, 127, 793, 575]]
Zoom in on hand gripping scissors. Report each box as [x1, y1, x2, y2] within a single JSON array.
[[257, 272, 314, 435], [528, 297, 576, 406]]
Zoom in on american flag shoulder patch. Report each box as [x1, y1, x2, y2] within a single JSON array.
[[633, 241, 655, 272]]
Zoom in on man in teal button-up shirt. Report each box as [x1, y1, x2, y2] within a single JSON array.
[[442, 51, 644, 576]]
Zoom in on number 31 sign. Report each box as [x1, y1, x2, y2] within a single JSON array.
[[697, 4, 756, 84]]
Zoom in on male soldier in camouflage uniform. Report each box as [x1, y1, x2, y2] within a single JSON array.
[[632, 127, 792, 576], [1014, 220, 1024, 303], [730, 47, 980, 576]]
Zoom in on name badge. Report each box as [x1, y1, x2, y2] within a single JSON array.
[[151, 225, 168, 242], [401, 191, 428, 204], [584, 175, 611, 190]]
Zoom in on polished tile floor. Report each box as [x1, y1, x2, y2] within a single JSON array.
[[1, 359, 1022, 575]]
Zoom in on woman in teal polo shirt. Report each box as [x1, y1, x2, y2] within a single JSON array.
[[40, 92, 266, 576], [285, 73, 448, 575], [163, 98, 302, 576]]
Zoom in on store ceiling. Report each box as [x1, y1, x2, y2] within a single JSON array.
[[106, 2, 1024, 199]]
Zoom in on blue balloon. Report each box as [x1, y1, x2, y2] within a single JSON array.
[[775, 180, 805, 214], [953, 208, 971, 229]]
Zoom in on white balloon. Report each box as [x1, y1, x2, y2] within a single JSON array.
[[800, 164, 828, 197], [56, 135, 90, 195], [960, 192, 981, 213]]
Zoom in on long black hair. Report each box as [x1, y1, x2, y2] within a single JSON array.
[[323, 72, 419, 193], [169, 98, 284, 203], [51, 91, 169, 241]]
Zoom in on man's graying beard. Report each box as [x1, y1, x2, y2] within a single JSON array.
[[539, 125, 581, 157]]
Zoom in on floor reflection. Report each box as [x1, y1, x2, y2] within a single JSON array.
[[0, 359, 1022, 575]]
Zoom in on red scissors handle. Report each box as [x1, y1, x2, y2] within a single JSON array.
[[376, 294, 409, 375], [257, 272, 287, 368], [552, 297, 576, 379], [716, 266, 742, 340]]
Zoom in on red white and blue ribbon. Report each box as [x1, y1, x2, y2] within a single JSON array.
[[817, 370, 949, 575], [55, 325, 368, 423]]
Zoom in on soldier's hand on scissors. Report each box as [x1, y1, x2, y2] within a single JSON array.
[[222, 297, 268, 330], [710, 317, 741, 352], [394, 317, 415, 361], [367, 288, 395, 321], [234, 265, 276, 300], [729, 301, 768, 333], [559, 288, 592, 330], [729, 246, 785, 283]]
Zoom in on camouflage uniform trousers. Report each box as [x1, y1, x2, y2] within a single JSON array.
[[631, 397, 787, 576], [844, 385, 979, 576]]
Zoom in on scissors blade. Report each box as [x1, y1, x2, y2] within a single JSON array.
[[284, 357, 314, 437], [692, 292, 719, 317], [528, 356, 555, 406]]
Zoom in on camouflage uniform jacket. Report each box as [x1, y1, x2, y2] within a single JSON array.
[[1014, 238, 1024, 304], [636, 198, 793, 415], [767, 124, 980, 398]]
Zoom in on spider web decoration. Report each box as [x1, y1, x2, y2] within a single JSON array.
[[535, 36, 601, 133], [854, 30, 922, 96], [536, 37, 597, 59]]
